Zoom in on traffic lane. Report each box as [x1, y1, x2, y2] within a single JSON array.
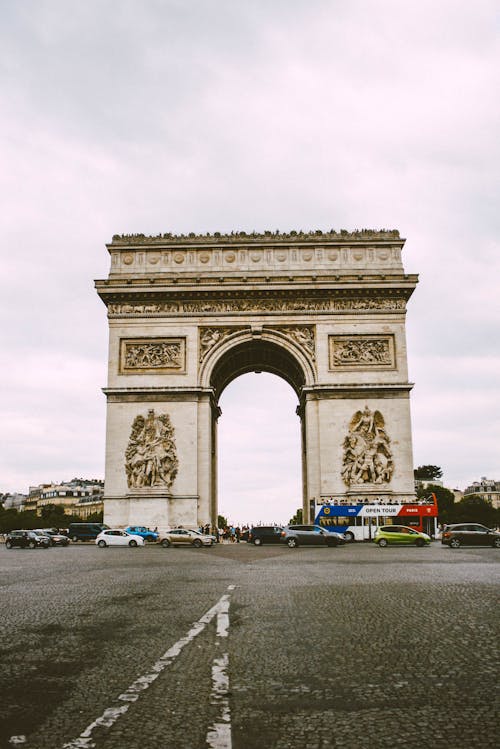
[[0, 546, 235, 749], [228, 551, 499, 749], [1, 543, 499, 748]]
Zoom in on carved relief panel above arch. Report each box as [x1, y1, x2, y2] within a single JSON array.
[[329, 334, 395, 370], [263, 325, 316, 364], [198, 327, 248, 363]]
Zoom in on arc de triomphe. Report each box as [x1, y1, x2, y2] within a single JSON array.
[[95, 230, 418, 530]]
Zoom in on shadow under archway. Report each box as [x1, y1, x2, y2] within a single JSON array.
[[209, 339, 306, 402]]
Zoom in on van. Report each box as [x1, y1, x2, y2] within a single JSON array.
[[68, 523, 109, 542]]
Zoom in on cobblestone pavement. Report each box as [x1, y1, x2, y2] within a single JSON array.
[[0, 541, 498, 748]]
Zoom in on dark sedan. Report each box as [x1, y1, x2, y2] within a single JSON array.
[[442, 523, 500, 548], [34, 529, 70, 547], [5, 530, 51, 549]]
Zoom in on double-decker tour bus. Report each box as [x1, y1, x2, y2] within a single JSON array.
[[314, 494, 438, 542]]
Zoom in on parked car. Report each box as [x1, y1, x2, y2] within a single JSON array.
[[280, 525, 346, 548], [95, 529, 145, 548], [248, 526, 283, 546], [374, 525, 431, 547], [125, 526, 159, 542], [68, 523, 109, 542], [5, 530, 51, 549], [158, 528, 215, 548], [441, 523, 500, 548], [34, 529, 70, 547]]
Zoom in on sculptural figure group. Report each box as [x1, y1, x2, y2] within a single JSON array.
[[125, 409, 178, 489], [342, 406, 394, 486]]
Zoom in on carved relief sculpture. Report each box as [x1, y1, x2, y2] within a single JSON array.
[[120, 338, 185, 373], [125, 409, 178, 489], [266, 326, 316, 361], [199, 327, 241, 362], [108, 296, 406, 317], [342, 407, 394, 486], [330, 335, 394, 369]]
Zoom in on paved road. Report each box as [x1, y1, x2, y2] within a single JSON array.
[[1, 541, 499, 748]]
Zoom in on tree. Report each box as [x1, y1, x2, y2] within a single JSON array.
[[414, 465, 443, 481], [451, 496, 499, 527], [289, 508, 303, 525], [217, 514, 228, 529], [417, 484, 455, 524], [40, 503, 66, 521], [86, 511, 104, 523], [0, 506, 22, 534]]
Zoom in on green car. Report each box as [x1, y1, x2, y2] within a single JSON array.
[[374, 525, 431, 547]]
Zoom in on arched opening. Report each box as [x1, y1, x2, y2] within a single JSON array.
[[209, 338, 306, 401], [218, 373, 302, 526], [208, 338, 307, 529]]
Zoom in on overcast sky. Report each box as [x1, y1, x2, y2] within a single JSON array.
[[1, 1, 499, 523]]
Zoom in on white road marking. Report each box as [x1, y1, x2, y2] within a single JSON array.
[[61, 586, 235, 748], [206, 598, 232, 749]]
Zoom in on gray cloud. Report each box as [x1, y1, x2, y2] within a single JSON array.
[[1, 1, 498, 519]]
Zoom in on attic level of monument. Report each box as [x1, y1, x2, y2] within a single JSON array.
[[109, 228, 403, 245], [97, 228, 418, 532], [103, 229, 409, 282]]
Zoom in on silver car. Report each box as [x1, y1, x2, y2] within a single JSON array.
[[280, 524, 346, 548], [159, 528, 216, 548]]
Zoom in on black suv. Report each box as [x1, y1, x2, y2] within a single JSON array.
[[280, 524, 346, 548], [441, 524, 500, 548], [248, 526, 283, 546], [5, 530, 51, 549]]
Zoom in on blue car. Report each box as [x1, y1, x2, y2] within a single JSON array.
[[125, 526, 158, 542]]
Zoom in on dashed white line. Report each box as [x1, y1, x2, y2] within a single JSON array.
[[60, 586, 236, 749], [206, 597, 232, 749]]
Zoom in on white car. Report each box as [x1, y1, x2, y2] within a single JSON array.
[[95, 529, 145, 548]]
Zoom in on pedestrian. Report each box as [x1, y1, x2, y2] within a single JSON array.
[[235, 526, 241, 543]]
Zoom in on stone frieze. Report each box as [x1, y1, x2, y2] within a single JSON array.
[[108, 296, 406, 316]]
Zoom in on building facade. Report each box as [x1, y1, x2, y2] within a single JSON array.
[[24, 479, 104, 516], [463, 477, 500, 509]]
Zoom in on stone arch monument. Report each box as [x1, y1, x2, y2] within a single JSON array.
[[95, 230, 418, 530]]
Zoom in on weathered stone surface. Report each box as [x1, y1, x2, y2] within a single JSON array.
[[96, 230, 418, 529]]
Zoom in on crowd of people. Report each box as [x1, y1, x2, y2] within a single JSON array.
[[198, 523, 250, 543]]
